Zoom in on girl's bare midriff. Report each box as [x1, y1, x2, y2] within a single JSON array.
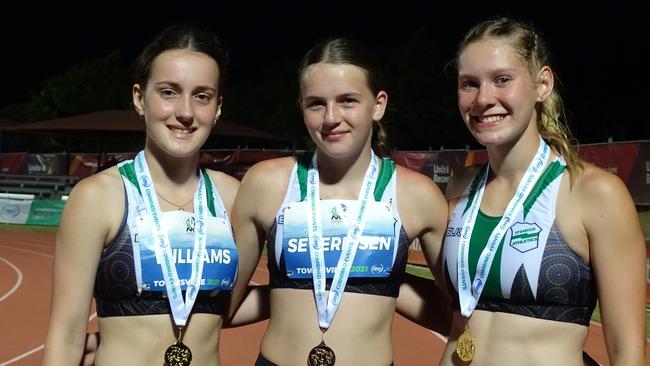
[[441, 310, 588, 366], [261, 288, 396, 366], [96, 313, 223, 366]]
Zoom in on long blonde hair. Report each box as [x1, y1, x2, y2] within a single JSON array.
[[457, 18, 582, 180]]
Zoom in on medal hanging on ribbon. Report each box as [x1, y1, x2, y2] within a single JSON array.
[[134, 151, 209, 366], [305, 152, 379, 365], [165, 327, 192, 366], [455, 326, 475, 362], [455, 137, 549, 362], [308, 339, 336, 366]]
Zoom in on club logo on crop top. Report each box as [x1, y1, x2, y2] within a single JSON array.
[[507, 222, 541, 253], [282, 199, 396, 278]]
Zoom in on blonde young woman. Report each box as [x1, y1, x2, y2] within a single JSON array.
[[441, 18, 646, 365], [229, 38, 449, 366]]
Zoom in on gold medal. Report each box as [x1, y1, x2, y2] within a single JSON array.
[[165, 340, 192, 366], [308, 341, 336, 366], [455, 328, 475, 362], [165, 327, 192, 366]]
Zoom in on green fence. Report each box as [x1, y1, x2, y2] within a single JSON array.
[[0, 198, 65, 226]]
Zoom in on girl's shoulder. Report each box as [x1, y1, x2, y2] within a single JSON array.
[[572, 162, 630, 204], [243, 156, 297, 183], [394, 164, 447, 213]]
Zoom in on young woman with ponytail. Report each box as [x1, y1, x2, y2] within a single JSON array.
[[441, 18, 646, 365], [230, 38, 450, 366]]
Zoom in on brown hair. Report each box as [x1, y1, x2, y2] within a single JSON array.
[[134, 24, 230, 96], [299, 38, 390, 156]]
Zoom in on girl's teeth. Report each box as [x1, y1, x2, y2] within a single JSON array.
[[480, 116, 503, 123], [170, 127, 191, 134]]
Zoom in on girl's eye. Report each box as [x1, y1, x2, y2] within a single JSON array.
[[306, 101, 324, 109], [195, 93, 212, 103], [459, 80, 478, 90], [495, 76, 512, 87], [342, 98, 358, 106], [160, 89, 177, 98]]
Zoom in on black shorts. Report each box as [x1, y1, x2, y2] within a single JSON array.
[[254, 354, 277, 366]]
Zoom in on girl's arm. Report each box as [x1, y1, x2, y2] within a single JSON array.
[[579, 166, 646, 365], [41, 173, 121, 365], [395, 166, 452, 336]]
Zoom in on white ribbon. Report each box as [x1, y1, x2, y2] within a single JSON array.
[[306, 152, 379, 329], [457, 137, 550, 317], [134, 151, 208, 327]]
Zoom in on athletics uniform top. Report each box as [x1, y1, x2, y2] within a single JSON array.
[[267, 154, 410, 298], [442, 159, 597, 326], [94, 162, 238, 317]]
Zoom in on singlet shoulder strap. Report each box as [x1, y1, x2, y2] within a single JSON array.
[[202, 169, 221, 217], [374, 157, 395, 201], [117, 160, 140, 195], [522, 159, 565, 219], [296, 152, 311, 201], [117, 159, 221, 217], [296, 153, 396, 202], [459, 160, 566, 219]]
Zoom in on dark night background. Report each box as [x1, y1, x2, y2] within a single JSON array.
[[1, 3, 648, 152]]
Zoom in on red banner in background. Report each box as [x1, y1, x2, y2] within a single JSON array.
[[578, 142, 650, 205], [0, 153, 26, 173], [578, 142, 640, 182], [26, 154, 67, 175], [202, 150, 293, 180], [68, 154, 98, 178], [629, 144, 650, 205], [392, 150, 471, 194], [2, 143, 649, 269], [1, 141, 649, 204]]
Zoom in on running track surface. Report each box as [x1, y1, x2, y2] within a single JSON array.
[[0, 229, 646, 366]]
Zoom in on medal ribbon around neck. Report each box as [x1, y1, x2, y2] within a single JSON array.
[[306, 151, 379, 329], [457, 136, 549, 317], [134, 151, 208, 327]]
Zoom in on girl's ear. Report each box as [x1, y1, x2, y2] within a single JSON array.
[[373, 91, 388, 121], [536, 66, 554, 102], [133, 84, 145, 117]]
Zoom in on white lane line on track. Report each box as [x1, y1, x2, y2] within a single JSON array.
[[0, 243, 93, 365], [0, 256, 269, 364], [428, 329, 448, 343], [0, 313, 97, 366], [0, 246, 51, 365], [0, 345, 43, 366], [0, 245, 52, 258], [0, 257, 23, 303], [3, 241, 53, 250]]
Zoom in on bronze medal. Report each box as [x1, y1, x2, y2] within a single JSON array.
[[308, 341, 336, 366], [165, 340, 192, 366], [455, 328, 475, 362]]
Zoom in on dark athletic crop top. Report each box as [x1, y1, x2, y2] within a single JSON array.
[[443, 160, 597, 326], [266, 154, 410, 298], [93, 191, 226, 317]]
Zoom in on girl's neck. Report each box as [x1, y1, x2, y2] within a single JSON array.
[[315, 145, 374, 193], [486, 128, 541, 184], [143, 144, 200, 188]]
